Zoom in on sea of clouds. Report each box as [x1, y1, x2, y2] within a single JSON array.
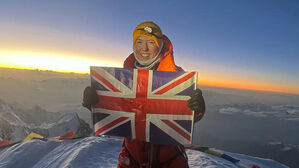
[[218, 104, 299, 121]]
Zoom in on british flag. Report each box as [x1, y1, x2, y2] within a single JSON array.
[[91, 67, 197, 145]]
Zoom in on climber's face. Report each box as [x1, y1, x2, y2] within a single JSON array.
[[133, 36, 160, 63]]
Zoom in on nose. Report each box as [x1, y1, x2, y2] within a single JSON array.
[[141, 42, 149, 51]]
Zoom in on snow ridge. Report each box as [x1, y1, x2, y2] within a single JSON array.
[[0, 137, 288, 168]]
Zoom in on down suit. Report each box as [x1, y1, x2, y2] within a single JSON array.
[[117, 35, 204, 168]]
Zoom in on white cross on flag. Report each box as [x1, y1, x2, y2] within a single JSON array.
[[91, 67, 197, 145]]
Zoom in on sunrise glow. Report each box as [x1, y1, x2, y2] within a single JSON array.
[[0, 49, 297, 95], [0, 50, 122, 74], [198, 74, 299, 95]]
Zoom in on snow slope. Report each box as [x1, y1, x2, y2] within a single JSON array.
[[0, 136, 288, 168]]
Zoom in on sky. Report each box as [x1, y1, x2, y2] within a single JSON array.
[[0, 0, 299, 94]]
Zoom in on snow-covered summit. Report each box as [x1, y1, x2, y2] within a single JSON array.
[[0, 99, 90, 142], [0, 136, 288, 168]]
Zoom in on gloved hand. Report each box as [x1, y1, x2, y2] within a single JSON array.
[[82, 86, 99, 111], [187, 89, 206, 122]]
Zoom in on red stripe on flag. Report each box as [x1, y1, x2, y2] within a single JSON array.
[[162, 120, 191, 141], [95, 96, 193, 115], [91, 70, 121, 92], [146, 99, 193, 115], [94, 117, 129, 136], [135, 69, 149, 140], [154, 72, 195, 95], [136, 69, 149, 98]]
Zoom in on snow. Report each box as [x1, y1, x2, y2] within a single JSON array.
[[0, 102, 26, 126], [36, 113, 80, 137], [0, 101, 81, 141], [0, 136, 288, 168]]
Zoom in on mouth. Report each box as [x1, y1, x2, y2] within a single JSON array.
[[141, 53, 150, 57]]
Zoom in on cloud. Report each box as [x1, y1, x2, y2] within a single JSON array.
[[285, 118, 299, 121], [268, 141, 299, 152], [219, 107, 241, 115], [272, 105, 299, 115], [218, 104, 299, 121], [243, 109, 268, 117]]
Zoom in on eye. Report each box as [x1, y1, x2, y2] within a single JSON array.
[[148, 41, 156, 46]]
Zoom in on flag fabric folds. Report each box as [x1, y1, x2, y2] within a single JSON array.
[[91, 67, 197, 145]]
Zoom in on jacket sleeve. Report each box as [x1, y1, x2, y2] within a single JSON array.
[[194, 110, 205, 123]]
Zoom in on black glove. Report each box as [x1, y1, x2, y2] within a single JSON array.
[[187, 89, 206, 122], [82, 86, 99, 111]]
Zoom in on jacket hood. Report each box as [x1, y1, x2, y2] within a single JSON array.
[[124, 35, 178, 71]]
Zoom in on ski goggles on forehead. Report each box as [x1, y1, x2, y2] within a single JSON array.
[[137, 26, 162, 39]]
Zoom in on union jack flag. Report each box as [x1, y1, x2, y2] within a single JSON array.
[[91, 67, 197, 145]]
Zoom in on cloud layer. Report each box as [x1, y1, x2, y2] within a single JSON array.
[[218, 104, 299, 121]]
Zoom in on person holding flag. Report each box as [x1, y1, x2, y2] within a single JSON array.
[[83, 21, 206, 168]]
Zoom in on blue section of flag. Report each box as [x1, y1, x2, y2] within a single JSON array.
[[150, 123, 179, 145], [174, 120, 192, 133], [176, 84, 195, 96], [93, 113, 109, 124], [105, 121, 132, 138], [102, 67, 134, 89], [91, 78, 109, 91], [152, 70, 185, 91]]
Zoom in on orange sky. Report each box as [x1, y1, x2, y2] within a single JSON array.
[[198, 74, 299, 95], [1, 49, 298, 95], [0, 50, 122, 74]]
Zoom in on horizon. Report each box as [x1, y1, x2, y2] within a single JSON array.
[[1, 66, 298, 96], [1, 1, 298, 95]]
